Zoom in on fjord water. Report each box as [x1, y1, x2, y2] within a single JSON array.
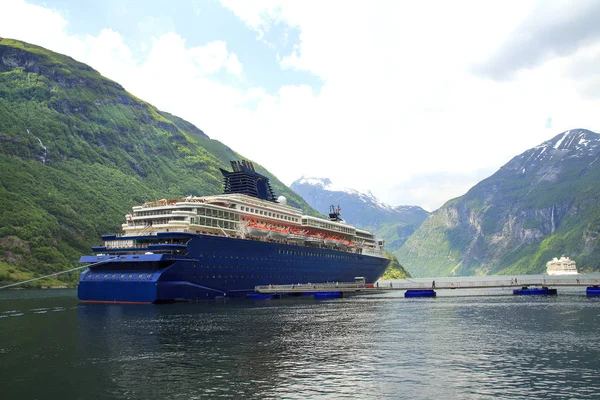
[[2, 285, 600, 399]]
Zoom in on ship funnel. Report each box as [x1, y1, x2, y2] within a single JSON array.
[[220, 160, 277, 202]]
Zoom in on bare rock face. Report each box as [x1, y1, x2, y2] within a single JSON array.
[[397, 129, 600, 277]]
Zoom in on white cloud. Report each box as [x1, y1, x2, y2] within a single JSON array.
[[219, 0, 600, 210], [187, 40, 243, 76], [2, 0, 600, 212], [474, 0, 600, 80]]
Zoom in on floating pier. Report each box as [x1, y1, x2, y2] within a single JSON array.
[[404, 289, 436, 298], [586, 286, 600, 297], [513, 287, 557, 296], [254, 275, 600, 299], [313, 292, 343, 299]]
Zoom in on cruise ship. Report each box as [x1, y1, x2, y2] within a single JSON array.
[[78, 161, 391, 303], [546, 256, 579, 276]]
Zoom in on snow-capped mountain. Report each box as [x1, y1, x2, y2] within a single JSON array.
[[397, 128, 600, 277], [504, 128, 600, 179], [291, 177, 429, 251]]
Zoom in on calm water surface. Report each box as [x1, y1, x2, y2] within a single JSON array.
[[1, 283, 600, 399]]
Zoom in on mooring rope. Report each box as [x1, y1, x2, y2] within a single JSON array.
[[0, 260, 107, 290]]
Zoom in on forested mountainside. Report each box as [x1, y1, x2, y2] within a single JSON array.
[[396, 129, 600, 277], [0, 38, 315, 287], [291, 177, 428, 279]]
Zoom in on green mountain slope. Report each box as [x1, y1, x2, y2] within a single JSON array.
[[381, 251, 411, 280], [0, 38, 315, 286], [396, 129, 600, 277]]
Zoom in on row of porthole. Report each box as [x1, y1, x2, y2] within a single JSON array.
[[193, 257, 366, 263], [191, 264, 363, 271], [303, 220, 353, 234], [240, 206, 298, 222], [277, 249, 360, 259], [85, 273, 153, 280], [196, 252, 361, 260], [191, 275, 328, 280]]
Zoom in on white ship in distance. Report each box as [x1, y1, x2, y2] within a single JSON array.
[[546, 256, 579, 276]]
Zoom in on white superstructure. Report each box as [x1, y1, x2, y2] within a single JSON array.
[[117, 193, 387, 258]]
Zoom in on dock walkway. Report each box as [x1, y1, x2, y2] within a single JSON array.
[[255, 275, 600, 295]]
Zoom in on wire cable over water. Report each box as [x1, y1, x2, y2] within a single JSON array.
[[0, 260, 107, 290]]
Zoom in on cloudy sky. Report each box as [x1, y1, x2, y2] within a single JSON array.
[[2, 0, 600, 211]]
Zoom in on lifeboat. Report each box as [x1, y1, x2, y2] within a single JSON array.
[[247, 227, 269, 237], [268, 229, 288, 240], [287, 232, 305, 241], [247, 222, 270, 237], [324, 237, 339, 247], [304, 233, 324, 244], [287, 228, 307, 241]]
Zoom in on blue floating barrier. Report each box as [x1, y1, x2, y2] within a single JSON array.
[[313, 292, 342, 299], [513, 287, 557, 295], [405, 289, 436, 298], [586, 286, 600, 297], [247, 293, 273, 300]]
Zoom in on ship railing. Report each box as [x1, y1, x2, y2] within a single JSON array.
[[105, 243, 150, 250], [256, 276, 600, 293], [380, 276, 600, 290]]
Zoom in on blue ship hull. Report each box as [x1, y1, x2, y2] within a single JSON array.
[[78, 233, 390, 303]]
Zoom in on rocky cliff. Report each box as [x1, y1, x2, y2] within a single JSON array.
[[396, 129, 600, 277]]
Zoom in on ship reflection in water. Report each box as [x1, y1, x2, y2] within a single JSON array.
[[2, 288, 600, 399], [74, 298, 386, 398]]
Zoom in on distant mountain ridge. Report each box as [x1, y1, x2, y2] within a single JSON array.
[[291, 177, 429, 251], [396, 128, 600, 277]]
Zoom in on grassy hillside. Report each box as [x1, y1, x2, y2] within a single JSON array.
[[380, 252, 411, 279], [0, 38, 315, 287]]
